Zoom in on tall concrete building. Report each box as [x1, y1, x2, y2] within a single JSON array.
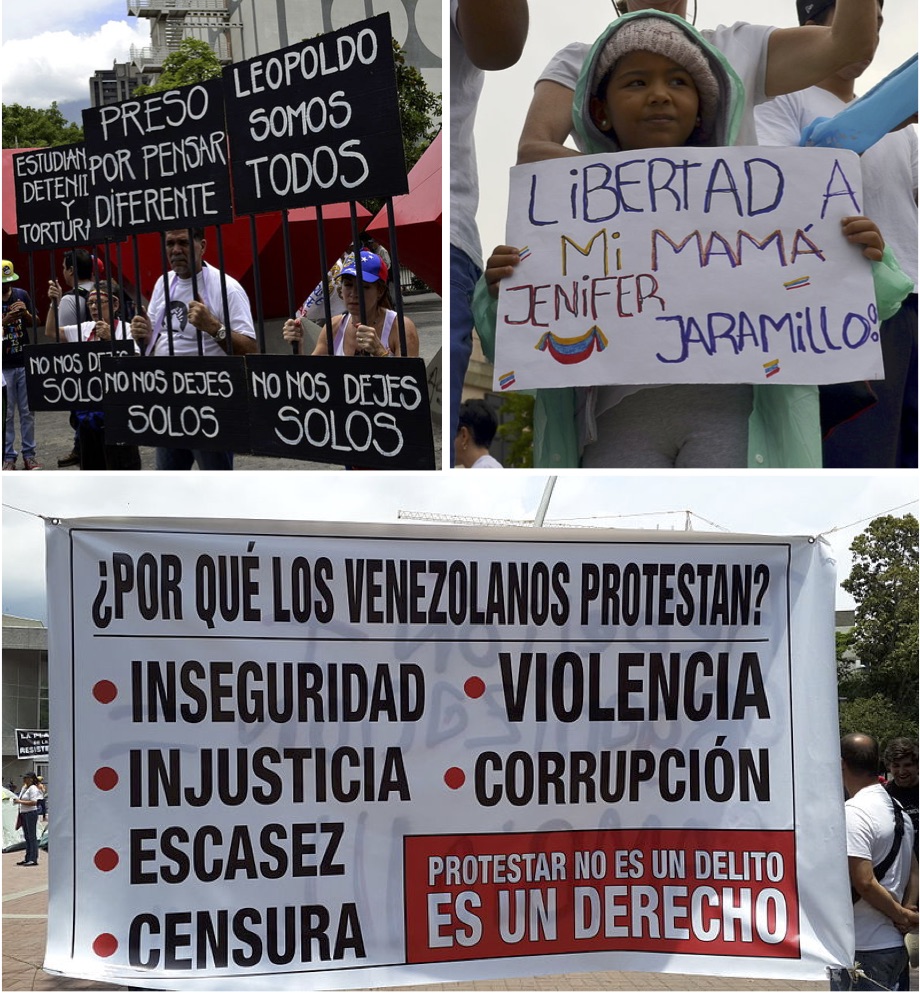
[[1, 616, 49, 784], [233, 0, 441, 93], [89, 0, 442, 105]]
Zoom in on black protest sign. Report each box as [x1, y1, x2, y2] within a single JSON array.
[[82, 78, 233, 240], [101, 355, 250, 451], [12, 143, 92, 251], [15, 728, 50, 760], [247, 354, 434, 469], [24, 340, 137, 412], [225, 13, 408, 215]]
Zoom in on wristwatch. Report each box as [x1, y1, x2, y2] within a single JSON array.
[[214, 324, 227, 341]]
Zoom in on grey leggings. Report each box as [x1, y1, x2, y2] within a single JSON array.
[[582, 385, 753, 468]]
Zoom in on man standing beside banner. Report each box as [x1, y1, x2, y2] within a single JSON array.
[[832, 733, 919, 992], [129, 227, 257, 470]]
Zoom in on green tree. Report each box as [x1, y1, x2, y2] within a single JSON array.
[[2, 102, 83, 148], [360, 40, 441, 217], [838, 513, 919, 728], [838, 694, 916, 748], [497, 393, 535, 468], [392, 40, 441, 174], [133, 38, 223, 96]]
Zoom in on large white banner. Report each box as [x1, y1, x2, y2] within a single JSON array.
[[493, 146, 883, 390], [45, 518, 853, 989]]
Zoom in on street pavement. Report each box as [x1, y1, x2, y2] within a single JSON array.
[[7, 292, 443, 473], [5, 850, 860, 993]]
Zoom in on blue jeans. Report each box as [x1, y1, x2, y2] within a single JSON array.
[[450, 245, 481, 467], [829, 946, 908, 991], [155, 447, 233, 470], [20, 810, 39, 863], [3, 368, 36, 461]]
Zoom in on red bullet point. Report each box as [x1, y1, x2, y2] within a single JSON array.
[[444, 767, 466, 790], [94, 848, 119, 872], [93, 933, 118, 958], [464, 676, 486, 699], [93, 767, 118, 791], [93, 680, 118, 704]]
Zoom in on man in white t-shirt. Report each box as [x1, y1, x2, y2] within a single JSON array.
[[517, 0, 880, 162], [450, 0, 528, 463], [129, 227, 258, 470], [833, 733, 918, 991], [756, 0, 917, 468]]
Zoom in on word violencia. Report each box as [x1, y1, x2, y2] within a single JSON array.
[[91, 554, 774, 630]]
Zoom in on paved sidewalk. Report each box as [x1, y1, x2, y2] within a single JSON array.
[[3, 850, 852, 993]]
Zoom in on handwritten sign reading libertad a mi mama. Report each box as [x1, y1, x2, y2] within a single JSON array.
[[494, 146, 883, 391]]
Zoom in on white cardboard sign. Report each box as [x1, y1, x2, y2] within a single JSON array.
[[494, 146, 883, 391]]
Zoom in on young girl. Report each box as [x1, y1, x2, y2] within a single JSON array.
[[474, 11, 910, 467]]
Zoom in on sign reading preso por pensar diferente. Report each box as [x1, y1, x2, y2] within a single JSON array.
[[44, 517, 853, 990]]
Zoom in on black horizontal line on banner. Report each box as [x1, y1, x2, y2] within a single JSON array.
[[90, 634, 772, 643]]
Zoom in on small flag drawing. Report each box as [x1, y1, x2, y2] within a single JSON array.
[[499, 371, 516, 390], [535, 326, 609, 365], [783, 275, 810, 290], [518, 246, 531, 261], [763, 359, 781, 378]]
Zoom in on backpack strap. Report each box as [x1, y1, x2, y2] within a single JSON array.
[[851, 792, 905, 903]]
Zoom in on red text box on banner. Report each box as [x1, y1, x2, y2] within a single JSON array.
[[405, 828, 799, 964]]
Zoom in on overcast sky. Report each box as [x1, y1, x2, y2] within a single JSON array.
[[2, 1, 149, 113], [473, 0, 919, 256], [3, 472, 916, 622]]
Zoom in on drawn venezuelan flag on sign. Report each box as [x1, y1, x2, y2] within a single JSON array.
[[535, 326, 609, 365]]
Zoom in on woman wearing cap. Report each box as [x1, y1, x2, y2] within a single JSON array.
[[282, 251, 419, 358], [473, 11, 908, 468], [12, 773, 42, 866]]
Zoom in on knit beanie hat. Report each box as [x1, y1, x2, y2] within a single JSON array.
[[591, 18, 720, 139]]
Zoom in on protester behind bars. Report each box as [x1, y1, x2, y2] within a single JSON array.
[[51, 249, 102, 467], [282, 251, 419, 358], [129, 227, 257, 471], [46, 280, 141, 471]]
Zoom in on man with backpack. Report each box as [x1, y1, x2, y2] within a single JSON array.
[[833, 733, 919, 990]]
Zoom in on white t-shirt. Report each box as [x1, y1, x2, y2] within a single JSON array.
[[57, 280, 95, 327], [845, 783, 916, 951], [539, 21, 774, 149], [471, 453, 503, 468], [18, 784, 41, 808], [756, 89, 918, 291], [59, 319, 130, 344], [450, 0, 486, 269], [147, 264, 255, 358]]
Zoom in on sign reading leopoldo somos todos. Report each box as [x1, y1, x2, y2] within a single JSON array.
[[224, 13, 407, 215], [45, 517, 853, 989], [494, 146, 884, 390]]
